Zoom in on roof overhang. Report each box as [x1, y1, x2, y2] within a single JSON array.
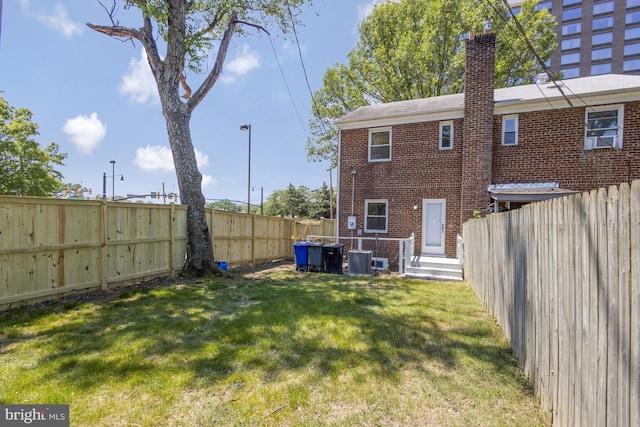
[[335, 75, 640, 129], [488, 183, 578, 202]]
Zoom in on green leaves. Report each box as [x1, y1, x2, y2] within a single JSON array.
[[264, 183, 334, 219], [0, 96, 67, 197]]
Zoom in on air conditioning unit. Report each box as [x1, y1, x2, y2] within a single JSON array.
[[348, 250, 372, 275], [371, 257, 388, 271], [586, 135, 617, 150]]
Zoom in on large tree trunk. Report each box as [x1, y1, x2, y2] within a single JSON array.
[[88, 3, 240, 277], [163, 104, 215, 275]]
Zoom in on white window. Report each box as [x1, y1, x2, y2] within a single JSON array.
[[502, 115, 519, 146], [368, 128, 391, 162], [585, 106, 623, 149], [364, 200, 388, 233], [439, 121, 453, 150]]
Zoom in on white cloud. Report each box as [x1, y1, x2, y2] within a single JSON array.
[[62, 113, 107, 154], [221, 44, 261, 84], [119, 49, 159, 104], [134, 145, 209, 172], [201, 175, 217, 188], [21, 1, 82, 38], [357, 0, 400, 21]]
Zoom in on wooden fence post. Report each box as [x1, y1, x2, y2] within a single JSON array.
[[100, 200, 108, 290]]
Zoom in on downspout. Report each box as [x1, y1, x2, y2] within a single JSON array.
[[335, 129, 342, 243]]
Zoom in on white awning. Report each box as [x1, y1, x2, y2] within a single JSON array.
[[488, 183, 578, 202]]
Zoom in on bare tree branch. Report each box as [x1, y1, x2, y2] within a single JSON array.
[[97, 0, 118, 26], [186, 11, 238, 111], [86, 23, 141, 41], [141, 15, 162, 77], [235, 20, 270, 36]]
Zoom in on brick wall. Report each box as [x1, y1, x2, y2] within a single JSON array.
[[461, 32, 496, 225], [492, 102, 640, 190], [338, 121, 464, 258], [337, 30, 640, 261]]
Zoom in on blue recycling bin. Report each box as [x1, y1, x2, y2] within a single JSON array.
[[307, 242, 325, 272], [293, 241, 310, 271]]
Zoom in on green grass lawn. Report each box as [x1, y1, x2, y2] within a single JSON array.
[[0, 265, 548, 426]]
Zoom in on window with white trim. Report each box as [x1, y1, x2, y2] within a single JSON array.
[[439, 121, 453, 150], [502, 115, 519, 146], [585, 106, 624, 149], [368, 128, 391, 162], [364, 200, 388, 233]]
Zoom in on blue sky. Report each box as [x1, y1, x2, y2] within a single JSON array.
[[0, 0, 385, 204]]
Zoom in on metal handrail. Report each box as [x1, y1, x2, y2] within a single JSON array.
[[305, 233, 415, 275]]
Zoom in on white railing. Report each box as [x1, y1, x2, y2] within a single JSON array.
[[305, 233, 415, 275]]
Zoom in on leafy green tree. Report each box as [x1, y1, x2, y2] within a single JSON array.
[[61, 183, 91, 198], [264, 183, 334, 219], [306, 0, 555, 168], [264, 184, 308, 218], [0, 96, 67, 197], [88, 0, 312, 276], [206, 199, 243, 212], [308, 182, 334, 219]]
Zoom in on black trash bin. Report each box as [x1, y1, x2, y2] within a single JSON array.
[[322, 243, 345, 274], [307, 242, 325, 272], [293, 241, 310, 271]]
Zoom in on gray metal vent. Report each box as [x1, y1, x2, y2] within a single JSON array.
[[348, 250, 372, 275]]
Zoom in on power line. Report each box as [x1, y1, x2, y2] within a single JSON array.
[[266, 33, 310, 142], [284, 0, 334, 135], [482, 0, 622, 151]]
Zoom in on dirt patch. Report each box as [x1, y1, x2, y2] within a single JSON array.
[[227, 259, 294, 275], [3, 261, 296, 314]]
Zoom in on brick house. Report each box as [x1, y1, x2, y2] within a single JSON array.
[[335, 32, 640, 263]]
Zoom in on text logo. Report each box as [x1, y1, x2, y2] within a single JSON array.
[[1, 405, 69, 427]]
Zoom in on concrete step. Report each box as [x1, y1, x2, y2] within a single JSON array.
[[404, 256, 463, 281]]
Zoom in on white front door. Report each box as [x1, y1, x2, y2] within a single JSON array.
[[422, 199, 446, 255]]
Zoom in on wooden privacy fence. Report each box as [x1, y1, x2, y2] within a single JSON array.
[[462, 180, 639, 427], [0, 196, 334, 309]]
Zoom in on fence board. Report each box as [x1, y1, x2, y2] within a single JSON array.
[[587, 189, 599, 426], [462, 180, 640, 427], [631, 181, 640, 427], [550, 199, 560, 422], [618, 183, 631, 427], [571, 195, 582, 427], [0, 196, 334, 309], [539, 201, 552, 412], [607, 186, 620, 426], [558, 198, 569, 427]]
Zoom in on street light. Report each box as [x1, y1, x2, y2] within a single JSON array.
[[240, 123, 251, 214], [110, 160, 116, 201], [102, 160, 124, 200]]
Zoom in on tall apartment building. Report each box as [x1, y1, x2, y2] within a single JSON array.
[[509, 0, 640, 78]]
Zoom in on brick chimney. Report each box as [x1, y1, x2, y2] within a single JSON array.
[[460, 31, 496, 225]]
